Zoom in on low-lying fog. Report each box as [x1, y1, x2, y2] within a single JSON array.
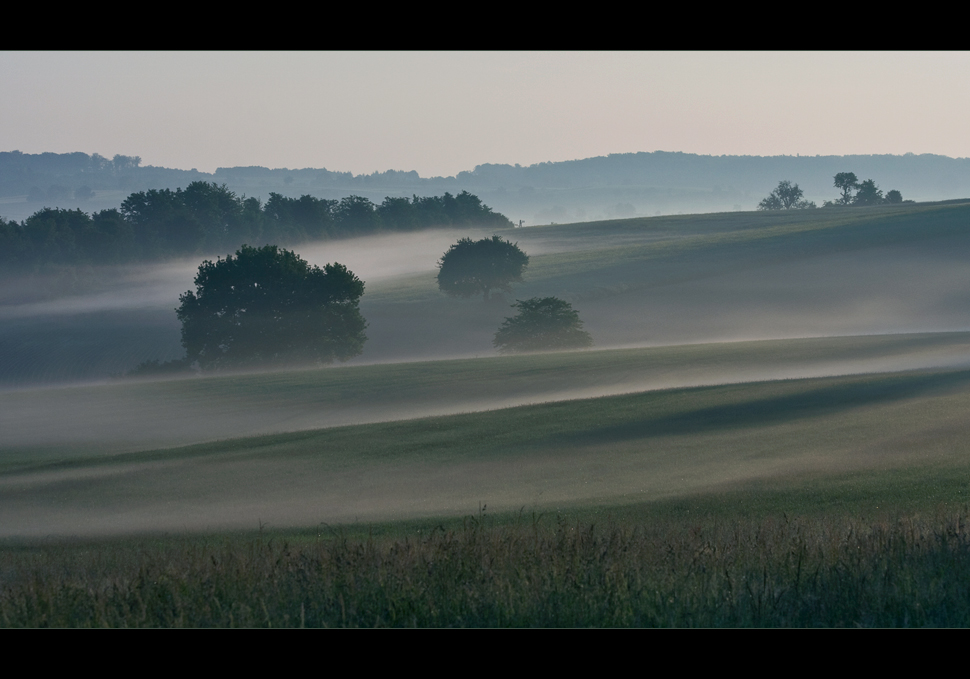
[[4, 355, 970, 538], [4, 332, 970, 458], [3, 219, 970, 386], [0, 229, 500, 385], [0, 229, 484, 318]]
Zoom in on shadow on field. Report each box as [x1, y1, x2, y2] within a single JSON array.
[[562, 369, 970, 445]]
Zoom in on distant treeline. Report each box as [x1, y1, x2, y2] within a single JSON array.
[[8, 149, 970, 202], [1, 151, 149, 199], [0, 182, 511, 271]]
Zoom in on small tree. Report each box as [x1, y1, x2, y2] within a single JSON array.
[[176, 244, 366, 370], [758, 180, 815, 210], [885, 189, 903, 204], [493, 297, 593, 354], [833, 172, 859, 205], [437, 236, 529, 301]]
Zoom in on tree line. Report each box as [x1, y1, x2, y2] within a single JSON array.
[[758, 172, 908, 211], [827, 172, 904, 207], [0, 182, 512, 272]]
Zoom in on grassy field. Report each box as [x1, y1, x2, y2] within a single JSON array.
[[4, 331, 970, 461], [4, 202, 970, 626]]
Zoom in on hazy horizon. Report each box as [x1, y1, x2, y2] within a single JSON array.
[[3, 52, 969, 177]]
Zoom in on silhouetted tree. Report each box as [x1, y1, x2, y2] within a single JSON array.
[[493, 297, 592, 354], [437, 236, 529, 301], [885, 189, 903, 204], [853, 179, 884, 206], [176, 244, 366, 370], [834, 172, 859, 205]]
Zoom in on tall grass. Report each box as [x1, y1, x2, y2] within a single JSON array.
[[4, 506, 970, 627]]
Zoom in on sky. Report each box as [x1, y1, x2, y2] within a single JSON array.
[[2, 51, 969, 177]]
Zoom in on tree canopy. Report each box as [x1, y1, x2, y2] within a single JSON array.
[[437, 236, 529, 301], [833, 172, 859, 205], [176, 244, 366, 370], [853, 179, 884, 206], [493, 297, 593, 354]]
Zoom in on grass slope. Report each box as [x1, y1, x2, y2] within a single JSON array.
[[4, 363, 970, 538], [4, 331, 970, 461], [360, 201, 970, 360], [365, 200, 970, 302]]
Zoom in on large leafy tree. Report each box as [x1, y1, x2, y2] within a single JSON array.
[[176, 244, 366, 370], [493, 297, 593, 354], [437, 236, 529, 301]]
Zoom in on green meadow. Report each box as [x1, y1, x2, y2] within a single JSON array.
[[3, 201, 970, 626]]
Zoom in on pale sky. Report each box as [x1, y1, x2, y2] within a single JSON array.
[[2, 51, 968, 177]]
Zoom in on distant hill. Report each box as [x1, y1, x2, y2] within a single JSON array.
[[3, 150, 969, 224]]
